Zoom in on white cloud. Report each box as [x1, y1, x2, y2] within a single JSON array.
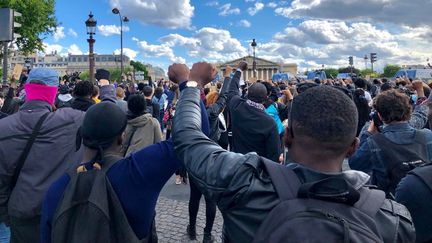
[[160, 27, 247, 62], [97, 25, 130, 37], [43, 43, 63, 54], [206, 1, 219, 6], [275, 0, 431, 27], [267, 2, 278, 8], [238, 20, 251, 28], [67, 44, 83, 55], [219, 3, 240, 16], [133, 37, 185, 63], [247, 2, 264, 16], [110, 0, 194, 29], [113, 48, 138, 60], [53, 27, 65, 42], [68, 28, 78, 37]]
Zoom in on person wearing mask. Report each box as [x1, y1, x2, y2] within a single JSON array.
[[121, 94, 162, 156], [0, 68, 115, 243]]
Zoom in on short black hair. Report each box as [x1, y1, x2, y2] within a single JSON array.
[[143, 86, 153, 97], [73, 81, 94, 97], [127, 94, 147, 116], [154, 87, 163, 96], [290, 86, 358, 154], [248, 82, 267, 103], [137, 82, 145, 92], [354, 78, 367, 89]]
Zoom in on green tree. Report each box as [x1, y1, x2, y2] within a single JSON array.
[[130, 60, 149, 77], [0, 0, 58, 54], [338, 67, 360, 75], [383, 64, 401, 78], [360, 68, 373, 77], [324, 68, 338, 79], [108, 67, 133, 82], [79, 71, 89, 81]]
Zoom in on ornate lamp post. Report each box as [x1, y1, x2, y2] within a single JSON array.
[[85, 12, 97, 83], [251, 38, 257, 78], [112, 7, 129, 79]]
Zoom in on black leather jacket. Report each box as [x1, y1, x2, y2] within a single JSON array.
[[172, 87, 416, 243]]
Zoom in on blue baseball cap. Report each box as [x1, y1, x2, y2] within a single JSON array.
[[27, 68, 59, 87]]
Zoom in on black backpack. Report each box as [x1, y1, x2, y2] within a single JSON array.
[[252, 160, 386, 243], [51, 155, 156, 243], [371, 130, 430, 196]]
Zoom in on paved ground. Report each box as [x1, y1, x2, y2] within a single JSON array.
[[155, 176, 224, 243]]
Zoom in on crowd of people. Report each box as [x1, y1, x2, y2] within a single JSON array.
[[0, 60, 431, 243]]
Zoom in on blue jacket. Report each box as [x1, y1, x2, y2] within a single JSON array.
[[349, 123, 432, 193], [265, 104, 284, 135], [40, 90, 209, 243]]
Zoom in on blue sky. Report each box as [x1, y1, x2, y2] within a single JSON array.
[[43, 0, 431, 72]]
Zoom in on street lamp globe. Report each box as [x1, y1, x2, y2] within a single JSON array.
[[123, 16, 129, 23], [112, 7, 120, 14], [85, 12, 97, 35], [251, 38, 257, 50]]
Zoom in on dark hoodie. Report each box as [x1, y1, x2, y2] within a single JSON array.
[[71, 97, 95, 112]]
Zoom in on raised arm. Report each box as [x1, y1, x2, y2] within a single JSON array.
[[207, 66, 233, 117], [227, 62, 248, 105]]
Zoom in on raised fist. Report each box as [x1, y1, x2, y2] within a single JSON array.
[[237, 61, 248, 72], [189, 62, 217, 87], [168, 63, 190, 84], [223, 66, 233, 78]]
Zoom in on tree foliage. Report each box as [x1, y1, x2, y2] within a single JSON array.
[[360, 68, 374, 77], [0, 0, 58, 54], [323, 68, 338, 79], [383, 64, 401, 78], [130, 60, 148, 77], [338, 66, 360, 75]]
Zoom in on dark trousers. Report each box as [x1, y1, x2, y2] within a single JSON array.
[[10, 216, 40, 243], [188, 179, 216, 234]]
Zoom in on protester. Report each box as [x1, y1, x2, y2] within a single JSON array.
[[0, 80, 21, 115], [349, 88, 432, 197], [227, 62, 281, 162], [70, 80, 95, 111], [54, 84, 74, 109], [354, 78, 373, 106], [41, 64, 210, 243], [92, 85, 101, 104], [143, 85, 160, 119], [172, 61, 415, 243], [353, 88, 371, 136], [152, 87, 167, 130], [115, 87, 128, 113], [121, 94, 162, 156]]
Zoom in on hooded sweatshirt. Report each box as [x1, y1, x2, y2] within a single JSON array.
[[122, 113, 163, 156]]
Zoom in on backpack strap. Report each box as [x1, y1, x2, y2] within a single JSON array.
[[123, 127, 138, 157], [263, 159, 301, 201], [11, 112, 50, 189], [355, 187, 386, 218], [408, 163, 432, 193]]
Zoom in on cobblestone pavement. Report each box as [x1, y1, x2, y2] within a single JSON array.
[[155, 176, 224, 243]]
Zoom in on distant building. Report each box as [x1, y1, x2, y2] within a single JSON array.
[[218, 55, 297, 81], [66, 54, 130, 73]]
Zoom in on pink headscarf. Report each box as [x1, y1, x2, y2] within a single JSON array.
[[24, 83, 58, 106]]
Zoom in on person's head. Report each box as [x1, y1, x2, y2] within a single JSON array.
[[79, 102, 127, 161], [314, 78, 321, 84], [116, 87, 125, 99], [92, 85, 100, 98], [204, 87, 210, 96], [380, 82, 394, 92], [25, 68, 60, 106], [286, 86, 358, 172], [247, 82, 267, 103], [375, 89, 412, 124], [73, 80, 94, 98], [205, 91, 219, 108], [95, 69, 111, 82], [354, 78, 367, 89], [170, 84, 178, 92], [127, 94, 146, 117], [58, 84, 70, 95], [154, 87, 163, 98], [137, 82, 145, 92], [143, 86, 153, 98]]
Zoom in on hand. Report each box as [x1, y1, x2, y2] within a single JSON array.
[[168, 63, 190, 84], [412, 80, 424, 91], [237, 61, 248, 72], [367, 121, 379, 135], [223, 66, 233, 78], [189, 62, 217, 87]]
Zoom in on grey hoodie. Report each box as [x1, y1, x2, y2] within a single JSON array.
[[122, 113, 162, 156]]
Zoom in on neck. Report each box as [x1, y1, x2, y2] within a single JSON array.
[[288, 145, 344, 173]]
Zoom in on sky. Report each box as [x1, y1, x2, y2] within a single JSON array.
[[42, 0, 432, 73]]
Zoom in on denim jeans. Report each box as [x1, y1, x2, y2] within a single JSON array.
[[0, 223, 10, 243]]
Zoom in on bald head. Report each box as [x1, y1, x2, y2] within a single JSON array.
[[247, 83, 267, 103]]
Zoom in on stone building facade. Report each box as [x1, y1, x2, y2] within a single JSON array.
[[218, 56, 297, 81]]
